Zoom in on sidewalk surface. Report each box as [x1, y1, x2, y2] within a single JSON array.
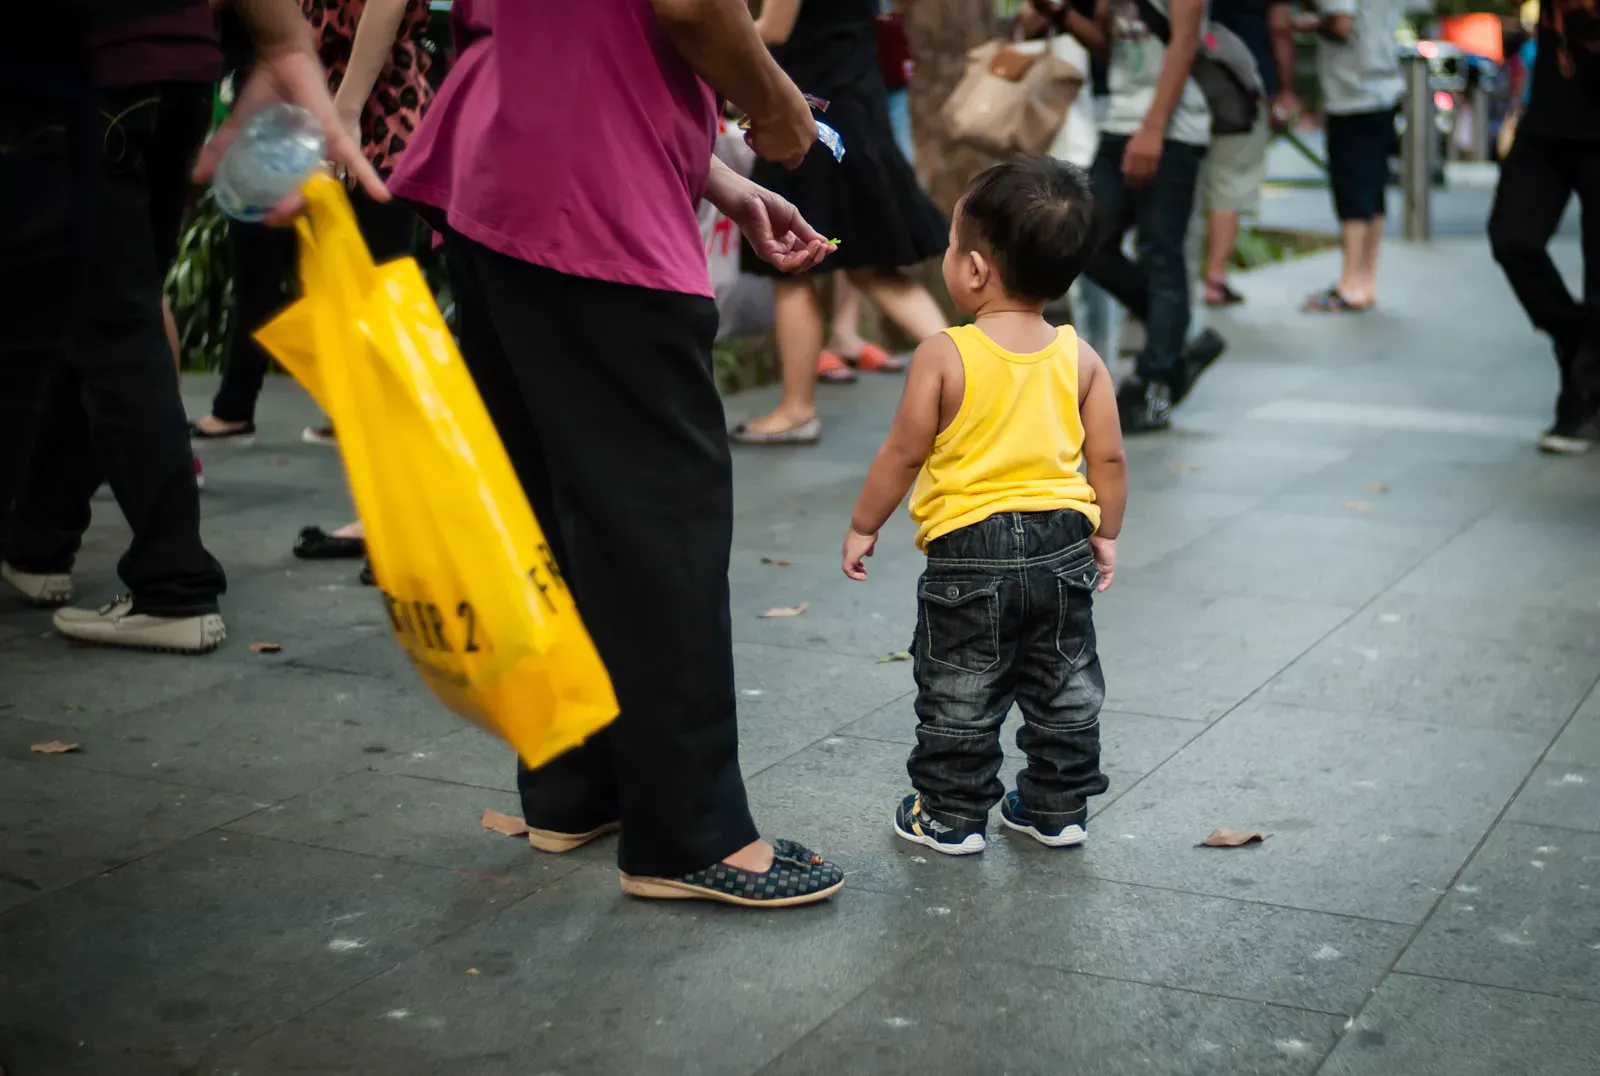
[[3, 235, 1599, 1076]]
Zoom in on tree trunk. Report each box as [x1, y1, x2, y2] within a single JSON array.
[[901, 0, 1001, 215]]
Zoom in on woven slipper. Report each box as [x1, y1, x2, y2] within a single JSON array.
[[816, 350, 858, 383], [292, 525, 366, 560], [620, 838, 845, 907], [1303, 287, 1372, 314], [728, 417, 822, 445], [847, 342, 908, 373]]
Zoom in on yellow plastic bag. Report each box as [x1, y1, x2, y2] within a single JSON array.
[[255, 175, 617, 767]]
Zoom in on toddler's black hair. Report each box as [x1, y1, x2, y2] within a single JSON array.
[[956, 155, 1099, 304]]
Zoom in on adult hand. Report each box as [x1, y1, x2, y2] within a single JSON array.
[[1270, 89, 1301, 132], [745, 86, 817, 169], [1121, 126, 1163, 186], [1089, 535, 1116, 592], [194, 39, 387, 221], [722, 180, 833, 273], [842, 528, 877, 581]]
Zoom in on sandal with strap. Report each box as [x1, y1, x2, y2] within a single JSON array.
[[846, 342, 908, 373], [620, 838, 845, 907], [816, 350, 858, 384], [1204, 279, 1245, 307], [1303, 287, 1373, 314]]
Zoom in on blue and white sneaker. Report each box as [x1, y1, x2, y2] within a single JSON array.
[[893, 794, 985, 856], [999, 791, 1086, 848]]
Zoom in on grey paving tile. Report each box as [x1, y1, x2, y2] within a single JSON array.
[[1120, 435, 1353, 498], [762, 957, 1343, 1076], [214, 868, 941, 1076], [1321, 974, 1600, 1076], [1256, 456, 1537, 527], [1349, 592, 1600, 653], [1394, 518, 1600, 614], [1397, 822, 1600, 1002], [0, 831, 537, 1064], [224, 770, 601, 880], [0, 1027, 181, 1076], [375, 725, 517, 792], [0, 755, 256, 913], [948, 879, 1408, 1014], [1260, 610, 1598, 734], [1112, 488, 1259, 572], [1549, 685, 1600, 767], [1507, 760, 1600, 834], [1079, 701, 1547, 922], [0, 664, 459, 800], [1130, 510, 1451, 606], [1094, 585, 1355, 721]]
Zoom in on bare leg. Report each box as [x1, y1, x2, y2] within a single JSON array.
[[741, 277, 824, 435], [847, 268, 946, 344], [1205, 210, 1240, 296], [163, 297, 181, 376], [1353, 217, 1384, 305], [332, 521, 364, 539], [1335, 221, 1365, 301], [829, 275, 867, 356]]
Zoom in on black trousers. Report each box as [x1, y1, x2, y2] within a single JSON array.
[[442, 230, 760, 878], [1489, 134, 1600, 381], [210, 191, 417, 424], [3, 82, 225, 616]]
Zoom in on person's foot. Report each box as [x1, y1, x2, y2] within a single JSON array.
[[892, 793, 986, 856], [729, 410, 821, 445], [816, 350, 858, 384], [293, 525, 366, 560], [302, 425, 337, 446], [619, 838, 845, 907], [52, 595, 225, 654], [1203, 279, 1244, 307], [189, 416, 256, 443], [1539, 393, 1600, 454], [1117, 377, 1172, 434], [358, 560, 376, 586], [998, 791, 1086, 848], [843, 342, 908, 373], [1176, 328, 1226, 406], [527, 820, 621, 854], [1, 561, 72, 606]]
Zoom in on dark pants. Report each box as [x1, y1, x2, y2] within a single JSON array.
[[1489, 134, 1600, 388], [1326, 109, 1394, 222], [211, 192, 417, 424], [909, 509, 1109, 831], [442, 230, 760, 878], [0, 57, 97, 531], [1084, 136, 1206, 378], [3, 82, 225, 616]]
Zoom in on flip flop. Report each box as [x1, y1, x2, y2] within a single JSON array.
[[1204, 280, 1245, 307], [1303, 287, 1373, 314], [846, 342, 908, 373], [728, 417, 822, 445], [816, 350, 858, 384]]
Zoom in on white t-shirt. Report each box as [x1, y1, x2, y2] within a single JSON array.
[[1102, 0, 1213, 147], [1317, 0, 1405, 115]]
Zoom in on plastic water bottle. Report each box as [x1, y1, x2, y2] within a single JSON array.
[[212, 103, 326, 222]]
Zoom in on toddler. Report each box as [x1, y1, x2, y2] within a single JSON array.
[[842, 156, 1126, 855]]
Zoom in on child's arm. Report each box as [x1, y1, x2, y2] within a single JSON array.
[[842, 334, 954, 580], [1078, 341, 1126, 591]]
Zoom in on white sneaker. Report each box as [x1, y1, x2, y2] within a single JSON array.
[[1, 561, 72, 606], [53, 596, 225, 654]]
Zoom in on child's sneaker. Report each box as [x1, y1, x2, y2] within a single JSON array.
[[999, 791, 1086, 848], [893, 794, 985, 856]]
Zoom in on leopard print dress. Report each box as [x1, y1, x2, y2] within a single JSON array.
[[302, 0, 434, 178]]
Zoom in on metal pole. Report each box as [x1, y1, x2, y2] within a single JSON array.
[[1401, 54, 1432, 241], [1471, 82, 1490, 161]]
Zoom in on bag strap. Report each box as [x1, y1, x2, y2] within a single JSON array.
[[1131, 0, 1173, 46]]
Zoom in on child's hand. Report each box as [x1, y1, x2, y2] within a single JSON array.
[[1089, 535, 1116, 592], [842, 529, 878, 581]]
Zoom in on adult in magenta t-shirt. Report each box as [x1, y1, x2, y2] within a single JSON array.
[[389, 0, 847, 908]]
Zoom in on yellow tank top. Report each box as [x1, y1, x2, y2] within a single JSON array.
[[909, 323, 1100, 550]]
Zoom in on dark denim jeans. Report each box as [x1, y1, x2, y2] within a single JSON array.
[[909, 508, 1109, 832], [1084, 136, 1207, 381]]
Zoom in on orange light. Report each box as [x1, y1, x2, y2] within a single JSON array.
[[1434, 90, 1454, 111], [1417, 40, 1439, 59]]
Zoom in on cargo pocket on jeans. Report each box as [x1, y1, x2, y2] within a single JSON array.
[[919, 579, 1001, 674], [1054, 563, 1100, 669]]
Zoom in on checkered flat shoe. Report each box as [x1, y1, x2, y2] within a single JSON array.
[[620, 839, 844, 907]]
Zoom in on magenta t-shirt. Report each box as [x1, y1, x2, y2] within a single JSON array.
[[388, 0, 717, 298]]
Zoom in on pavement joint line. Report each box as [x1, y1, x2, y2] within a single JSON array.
[[981, 957, 1355, 1019], [1388, 968, 1600, 1007], [1492, 817, 1600, 838]]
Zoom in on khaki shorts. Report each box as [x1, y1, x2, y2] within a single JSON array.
[[1203, 105, 1271, 215]]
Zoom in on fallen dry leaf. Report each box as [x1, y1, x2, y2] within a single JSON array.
[[877, 651, 913, 664], [1340, 501, 1373, 514], [1198, 828, 1270, 848], [30, 741, 80, 755], [759, 602, 808, 619], [465, 968, 480, 976], [1363, 482, 1390, 493], [249, 641, 283, 653], [481, 809, 530, 837], [1165, 461, 1205, 472], [760, 557, 793, 567]]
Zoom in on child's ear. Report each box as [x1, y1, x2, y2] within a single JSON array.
[[968, 250, 990, 292]]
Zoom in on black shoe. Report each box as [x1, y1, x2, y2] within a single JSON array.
[[999, 791, 1087, 848], [892, 793, 986, 856], [293, 525, 366, 560], [619, 838, 845, 907], [188, 419, 256, 443], [1177, 328, 1226, 406], [1542, 353, 1600, 455], [1117, 377, 1172, 433], [358, 560, 376, 586]]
